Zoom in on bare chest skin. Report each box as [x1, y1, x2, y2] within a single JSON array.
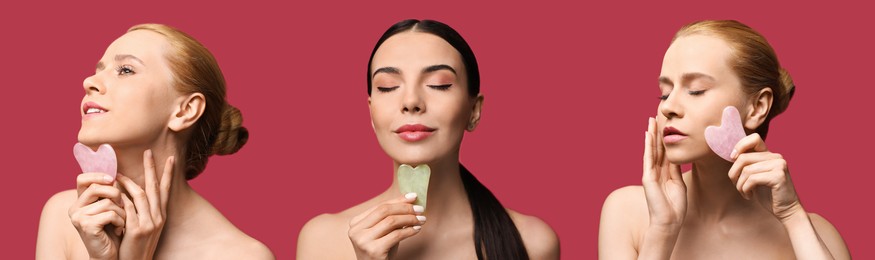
[[393, 225, 479, 260], [667, 216, 796, 259]]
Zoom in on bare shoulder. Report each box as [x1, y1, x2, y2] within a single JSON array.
[[507, 209, 560, 260], [36, 190, 81, 259], [41, 189, 77, 215], [208, 233, 274, 260], [807, 212, 850, 259], [297, 196, 385, 259], [601, 185, 648, 223], [598, 186, 648, 259]]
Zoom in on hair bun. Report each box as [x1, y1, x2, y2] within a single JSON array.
[[773, 68, 796, 117], [211, 104, 248, 155]]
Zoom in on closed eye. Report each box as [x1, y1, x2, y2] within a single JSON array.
[[427, 84, 452, 91], [376, 86, 399, 93], [689, 90, 705, 96]]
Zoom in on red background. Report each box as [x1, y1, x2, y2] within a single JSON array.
[[2, 1, 873, 259]]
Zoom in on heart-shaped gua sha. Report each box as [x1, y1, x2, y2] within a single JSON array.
[[73, 143, 118, 180], [397, 164, 431, 208], [705, 106, 747, 162]]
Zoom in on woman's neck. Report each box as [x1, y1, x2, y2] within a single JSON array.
[[389, 154, 472, 228], [111, 136, 198, 231], [686, 155, 759, 221]]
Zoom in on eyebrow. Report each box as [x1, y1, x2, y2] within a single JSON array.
[[372, 67, 400, 78], [95, 54, 146, 71], [658, 72, 716, 86], [422, 64, 456, 75]]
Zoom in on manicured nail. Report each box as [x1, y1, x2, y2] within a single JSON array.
[[412, 225, 422, 231], [416, 216, 427, 223], [413, 205, 424, 213], [730, 149, 738, 159], [104, 175, 114, 183], [405, 192, 417, 200]]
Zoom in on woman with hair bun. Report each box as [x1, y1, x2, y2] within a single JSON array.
[[36, 24, 274, 259], [599, 20, 850, 259]]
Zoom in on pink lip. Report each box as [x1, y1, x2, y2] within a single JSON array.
[[82, 101, 109, 120], [663, 126, 688, 144], [394, 124, 436, 142]]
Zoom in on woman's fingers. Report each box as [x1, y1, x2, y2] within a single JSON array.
[[74, 183, 124, 210], [116, 174, 151, 224], [159, 156, 174, 213], [350, 193, 417, 227], [731, 133, 768, 160], [77, 172, 115, 196], [729, 152, 783, 184], [143, 149, 161, 218], [121, 193, 139, 229], [89, 210, 126, 233], [369, 214, 426, 240], [354, 201, 421, 231], [372, 226, 422, 252], [78, 198, 126, 222]]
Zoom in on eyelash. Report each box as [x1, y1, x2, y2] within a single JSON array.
[[428, 84, 452, 91], [375, 84, 452, 93], [658, 90, 706, 100], [116, 65, 135, 76], [376, 86, 399, 93]]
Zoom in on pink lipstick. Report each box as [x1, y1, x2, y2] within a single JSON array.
[[395, 124, 436, 142]]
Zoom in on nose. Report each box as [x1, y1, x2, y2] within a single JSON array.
[[82, 74, 105, 95], [659, 89, 683, 120], [401, 85, 426, 114]]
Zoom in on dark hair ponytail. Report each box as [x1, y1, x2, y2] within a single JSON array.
[[367, 19, 529, 259], [461, 165, 530, 260]]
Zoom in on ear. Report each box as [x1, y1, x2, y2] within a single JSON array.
[[743, 88, 773, 131], [168, 93, 206, 132], [467, 94, 484, 132], [368, 96, 375, 131]]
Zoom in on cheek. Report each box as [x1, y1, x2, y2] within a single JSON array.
[[369, 99, 396, 131]]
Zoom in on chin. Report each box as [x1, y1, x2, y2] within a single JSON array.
[[665, 147, 700, 164]]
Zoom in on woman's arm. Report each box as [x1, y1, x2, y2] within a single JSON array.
[[781, 210, 850, 259], [729, 134, 850, 259]]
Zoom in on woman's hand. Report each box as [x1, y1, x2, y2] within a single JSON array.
[[642, 117, 687, 230], [69, 172, 126, 260], [348, 193, 426, 260], [115, 150, 174, 260], [727, 133, 802, 222]]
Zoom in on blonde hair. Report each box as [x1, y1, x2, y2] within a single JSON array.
[[674, 20, 795, 139], [128, 24, 248, 179]]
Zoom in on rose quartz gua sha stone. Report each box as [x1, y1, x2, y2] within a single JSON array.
[[397, 164, 430, 208], [73, 143, 118, 180], [705, 106, 747, 162]]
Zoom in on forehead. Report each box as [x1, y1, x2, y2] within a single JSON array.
[[101, 30, 170, 64], [661, 34, 734, 78], [371, 31, 464, 73]]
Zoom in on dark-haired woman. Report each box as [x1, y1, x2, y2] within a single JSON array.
[[297, 19, 559, 260]]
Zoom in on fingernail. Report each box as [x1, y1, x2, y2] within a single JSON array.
[[730, 149, 738, 159], [104, 175, 114, 183], [413, 205, 424, 213], [405, 192, 417, 200], [412, 225, 422, 231], [416, 216, 427, 223]]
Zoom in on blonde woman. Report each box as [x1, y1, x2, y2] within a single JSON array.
[[599, 20, 849, 259], [36, 24, 273, 259]]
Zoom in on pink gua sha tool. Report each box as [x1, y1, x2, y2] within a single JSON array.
[[73, 143, 118, 180], [705, 106, 747, 162]]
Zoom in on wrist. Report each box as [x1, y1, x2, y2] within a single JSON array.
[[779, 206, 810, 228]]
